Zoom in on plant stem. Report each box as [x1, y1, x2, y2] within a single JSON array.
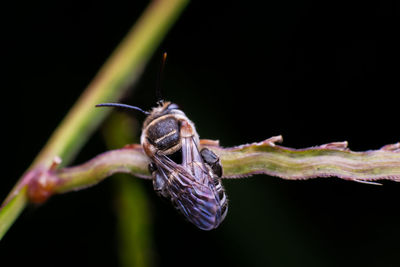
[[213, 137, 400, 182], [32, 137, 400, 200], [0, 188, 27, 238], [0, 0, 188, 240]]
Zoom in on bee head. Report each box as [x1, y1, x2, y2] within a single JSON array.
[[143, 101, 182, 127]]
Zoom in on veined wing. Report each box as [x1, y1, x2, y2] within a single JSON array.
[[181, 135, 210, 183], [152, 140, 224, 230]]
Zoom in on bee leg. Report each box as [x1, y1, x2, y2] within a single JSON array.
[[150, 163, 170, 198], [200, 148, 223, 177], [148, 162, 157, 174]]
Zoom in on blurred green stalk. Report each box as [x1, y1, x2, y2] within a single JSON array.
[[0, 0, 188, 240], [103, 113, 154, 267]]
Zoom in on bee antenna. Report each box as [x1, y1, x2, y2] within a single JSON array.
[[95, 103, 150, 115], [156, 52, 168, 105]]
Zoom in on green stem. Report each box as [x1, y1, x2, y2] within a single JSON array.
[[2, 136, 396, 239], [213, 136, 400, 182], [0, 188, 27, 238], [34, 136, 400, 199], [55, 146, 150, 193], [0, 0, 188, 240]]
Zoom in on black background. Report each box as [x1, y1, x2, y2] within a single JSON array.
[[1, 1, 399, 267]]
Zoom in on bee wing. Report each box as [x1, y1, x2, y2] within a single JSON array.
[[152, 139, 222, 230], [181, 135, 210, 182], [152, 150, 209, 196]]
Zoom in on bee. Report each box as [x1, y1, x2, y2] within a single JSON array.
[[96, 56, 228, 230]]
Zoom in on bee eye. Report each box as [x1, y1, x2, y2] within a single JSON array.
[[168, 103, 179, 110]]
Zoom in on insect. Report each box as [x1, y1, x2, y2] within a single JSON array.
[[96, 54, 228, 230]]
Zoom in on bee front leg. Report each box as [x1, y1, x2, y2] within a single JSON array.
[[200, 148, 223, 177]]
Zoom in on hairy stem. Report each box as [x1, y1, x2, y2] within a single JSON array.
[[56, 146, 151, 193], [23, 136, 399, 204], [208, 136, 400, 182]]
